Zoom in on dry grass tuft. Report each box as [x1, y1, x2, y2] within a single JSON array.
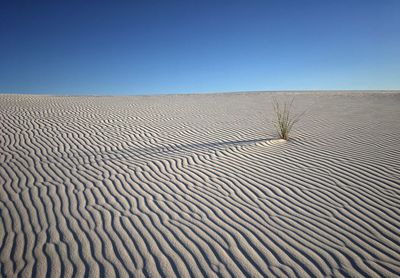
[[272, 97, 304, 140]]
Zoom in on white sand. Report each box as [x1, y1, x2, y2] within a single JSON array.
[[1, 91, 400, 277]]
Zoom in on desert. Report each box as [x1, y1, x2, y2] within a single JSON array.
[[1, 91, 400, 277]]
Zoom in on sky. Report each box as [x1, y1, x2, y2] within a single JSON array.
[[1, 0, 399, 95]]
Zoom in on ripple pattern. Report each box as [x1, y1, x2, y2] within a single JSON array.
[[1, 92, 400, 277]]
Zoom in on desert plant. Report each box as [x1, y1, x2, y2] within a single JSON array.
[[272, 97, 304, 140]]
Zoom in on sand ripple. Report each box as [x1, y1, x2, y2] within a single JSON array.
[[1, 92, 400, 277]]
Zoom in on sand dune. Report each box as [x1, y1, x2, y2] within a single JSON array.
[[1, 91, 400, 277]]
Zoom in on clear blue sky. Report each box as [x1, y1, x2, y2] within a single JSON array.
[[1, 0, 399, 95]]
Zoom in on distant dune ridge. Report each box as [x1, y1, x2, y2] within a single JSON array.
[[1, 91, 400, 277]]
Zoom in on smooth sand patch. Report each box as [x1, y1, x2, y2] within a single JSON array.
[[1, 92, 400, 277]]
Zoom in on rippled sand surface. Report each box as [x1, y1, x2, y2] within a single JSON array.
[[1, 92, 400, 277]]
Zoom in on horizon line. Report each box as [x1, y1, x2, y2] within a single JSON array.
[[1, 89, 400, 97]]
